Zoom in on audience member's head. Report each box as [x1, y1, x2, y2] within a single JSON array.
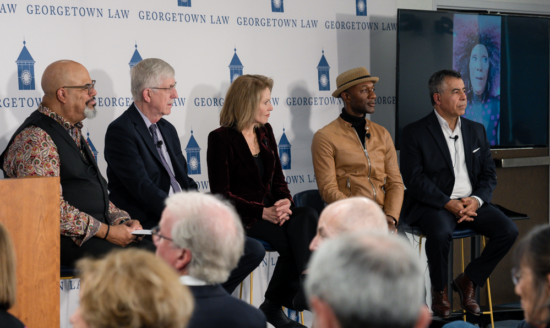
[[155, 191, 245, 284], [0, 222, 17, 311], [131, 58, 177, 123], [306, 232, 430, 328], [513, 224, 550, 327], [70, 249, 193, 328], [41, 60, 97, 124], [309, 197, 387, 251]]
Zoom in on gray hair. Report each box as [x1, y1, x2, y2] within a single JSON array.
[[164, 192, 245, 284], [428, 69, 462, 106], [131, 58, 175, 102], [324, 197, 388, 235], [306, 232, 424, 328]]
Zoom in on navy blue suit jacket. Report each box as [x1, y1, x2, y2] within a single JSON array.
[[187, 284, 267, 328], [105, 103, 198, 228], [400, 111, 497, 225]]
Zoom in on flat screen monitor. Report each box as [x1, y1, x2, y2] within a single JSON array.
[[396, 9, 549, 149]]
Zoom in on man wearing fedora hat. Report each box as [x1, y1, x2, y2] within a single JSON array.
[[311, 67, 404, 233]]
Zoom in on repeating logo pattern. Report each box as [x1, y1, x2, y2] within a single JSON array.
[[356, 0, 367, 16], [178, 0, 192, 7], [16, 40, 36, 91], [278, 128, 291, 170], [185, 130, 202, 175], [229, 48, 243, 83], [129, 43, 143, 69], [271, 0, 284, 13], [317, 50, 330, 91]]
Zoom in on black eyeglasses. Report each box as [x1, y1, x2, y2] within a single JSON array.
[[152, 225, 173, 242], [149, 82, 177, 92], [62, 80, 96, 95]]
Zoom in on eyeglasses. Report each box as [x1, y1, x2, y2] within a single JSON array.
[[149, 82, 177, 92], [511, 268, 521, 285], [152, 225, 173, 242], [63, 80, 96, 95]]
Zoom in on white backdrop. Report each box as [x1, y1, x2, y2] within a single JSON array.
[[0, 1, 398, 327]]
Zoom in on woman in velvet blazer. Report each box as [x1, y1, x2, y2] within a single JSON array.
[[207, 75, 317, 328]]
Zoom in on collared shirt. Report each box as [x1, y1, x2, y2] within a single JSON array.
[[135, 105, 181, 195], [2, 104, 130, 246], [179, 275, 208, 286], [434, 109, 484, 207]]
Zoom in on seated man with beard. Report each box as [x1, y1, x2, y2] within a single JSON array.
[[1, 60, 152, 267]]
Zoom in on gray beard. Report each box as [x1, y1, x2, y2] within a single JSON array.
[[84, 106, 97, 119]]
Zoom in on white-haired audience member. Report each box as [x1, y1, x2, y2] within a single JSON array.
[[154, 192, 266, 328], [309, 196, 388, 251], [306, 232, 431, 328]]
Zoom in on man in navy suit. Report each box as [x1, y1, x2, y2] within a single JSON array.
[[400, 70, 518, 319], [104, 58, 264, 293], [155, 192, 266, 328]]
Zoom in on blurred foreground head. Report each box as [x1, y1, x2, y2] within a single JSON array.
[[306, 232, 430, 328]]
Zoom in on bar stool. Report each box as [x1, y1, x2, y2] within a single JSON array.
[[398, 222, 494, 327]]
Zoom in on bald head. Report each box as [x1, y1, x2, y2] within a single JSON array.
[[310, 197, 387, 251], [40, 60, 97, 124], [42, 60, 87, 96]]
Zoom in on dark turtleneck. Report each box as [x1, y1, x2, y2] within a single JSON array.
[[340, 108, 367, 148]]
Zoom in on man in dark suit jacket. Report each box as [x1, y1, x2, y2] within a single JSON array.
[[155, 192, 266, 328], [400, 70, 518, 319], [104, 58, 264, 293]]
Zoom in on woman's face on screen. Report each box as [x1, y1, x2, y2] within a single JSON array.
[[469, 44, 490, 95]]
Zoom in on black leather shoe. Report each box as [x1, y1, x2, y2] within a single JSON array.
[[292, 275, 309, 311], [259, 299, 306, 328]]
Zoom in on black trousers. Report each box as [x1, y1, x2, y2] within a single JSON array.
[[222, 237, 266, 294], [60, 235, 156, 267], [415, 203, 518, 290], [246, 206, 318, 309]]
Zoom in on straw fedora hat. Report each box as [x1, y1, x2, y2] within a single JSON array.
[[332, 67, 379, 98]]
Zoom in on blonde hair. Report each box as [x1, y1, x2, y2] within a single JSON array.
[[0, 223, 16, 310], [219, 74, 273, 132], [76, 249, 194, 328]]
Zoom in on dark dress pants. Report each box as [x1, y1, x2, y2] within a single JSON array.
[[414, 203, 518, 290], [222, 237, 266, 294], [246, 206, 318, 309], [60, 235, 156, 267]]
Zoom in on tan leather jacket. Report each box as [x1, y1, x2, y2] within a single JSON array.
[[311, 116, 404, 220]]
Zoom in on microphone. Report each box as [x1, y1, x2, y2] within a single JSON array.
[[156, 140, 163, 147], [366, 133, 371, 139], [450, 135, 459, 141]]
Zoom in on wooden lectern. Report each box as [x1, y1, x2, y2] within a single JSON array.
[[0, 176, 60, 327]]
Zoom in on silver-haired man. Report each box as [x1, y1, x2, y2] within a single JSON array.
[[306, 232, 431, 328], [154, 192, 266, 328], [105, 58, 265, 293]]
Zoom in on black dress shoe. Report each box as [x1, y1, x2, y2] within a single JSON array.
[[292, 275, 309, 311], [259, 299, 306, 328]]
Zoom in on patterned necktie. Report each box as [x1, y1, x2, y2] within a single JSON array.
[[149, 124, 182, 193]]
